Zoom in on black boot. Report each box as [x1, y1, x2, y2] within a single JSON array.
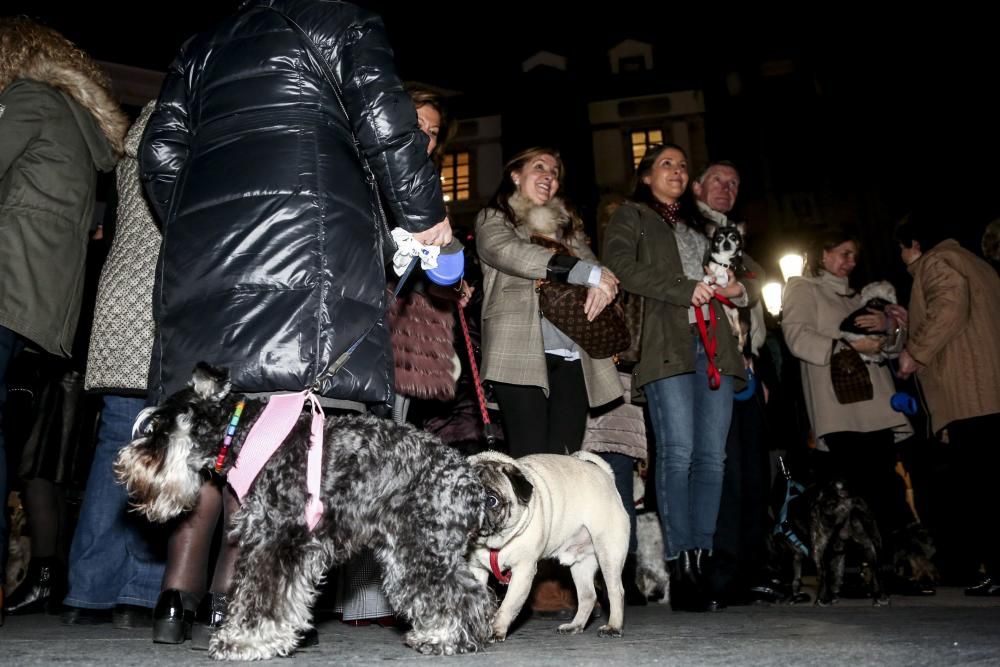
[[191, 592, 228, 650], [668, 551, 700, 612], [693, 549, 726, 612], [152, 589, 195, 644], [623, 554, 647, 606], [3, 557, 63, 615]]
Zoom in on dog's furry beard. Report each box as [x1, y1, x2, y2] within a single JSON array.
[[509, 192, 574, 240]]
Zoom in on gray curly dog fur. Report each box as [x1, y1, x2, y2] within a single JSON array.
[[114, 363, 494, 660]]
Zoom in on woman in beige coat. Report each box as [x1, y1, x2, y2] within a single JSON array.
[[475, 148, 622, 458], [782, 228, 912, 552], [894, 214, 1000, 596]]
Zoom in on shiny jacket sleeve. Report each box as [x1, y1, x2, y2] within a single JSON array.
[[602, 204, 699, 307], [339, 13, 445, 233], [139, 44, 192, 229]]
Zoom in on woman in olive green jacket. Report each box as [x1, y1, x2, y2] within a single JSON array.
[[0, 16, 126, 619], [603, 144, 756, 613]]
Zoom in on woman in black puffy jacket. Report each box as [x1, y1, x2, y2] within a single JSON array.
[[139, 0, 450, 646]]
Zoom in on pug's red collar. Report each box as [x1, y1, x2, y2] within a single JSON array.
[[490, 549, 511, 584]]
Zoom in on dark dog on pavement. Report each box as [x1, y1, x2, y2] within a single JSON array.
[[114, 363, 494, 660]]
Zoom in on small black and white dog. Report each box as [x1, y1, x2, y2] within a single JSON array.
[[114, 363, 493, 660], [703, 222, 748, 348]]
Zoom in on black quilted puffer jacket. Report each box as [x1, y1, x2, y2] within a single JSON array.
[[140, 0, 445, 404]]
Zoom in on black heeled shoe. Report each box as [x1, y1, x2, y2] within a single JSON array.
[[3, 558, 63, 615], [153, 589, 194, 644], [692, 549, 725, 612], [623, 554, 648, 607], [191, 592, 228, 651]]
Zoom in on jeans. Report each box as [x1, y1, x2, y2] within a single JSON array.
[[645, 337, 733, 559], [0, 325, 24, 575], [598, 452, 639, 555], [64, 395, 166, 608]]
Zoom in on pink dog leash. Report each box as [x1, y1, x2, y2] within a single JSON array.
[[227, 391, 325, 531]]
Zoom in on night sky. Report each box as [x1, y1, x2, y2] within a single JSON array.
[[7, 1, 997, 281]]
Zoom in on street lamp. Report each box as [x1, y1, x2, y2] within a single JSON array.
[[779, 253, 805, 282], [762, 281, 783, 316]]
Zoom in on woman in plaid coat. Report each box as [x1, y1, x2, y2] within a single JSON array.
[[475, 148, 623, 458]]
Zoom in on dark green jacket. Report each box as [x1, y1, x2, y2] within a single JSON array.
[[0, 79, 117, 356], [602, 201, 757, 397]]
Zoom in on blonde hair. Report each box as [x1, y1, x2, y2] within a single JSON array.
[[0, 17, 127, 156]]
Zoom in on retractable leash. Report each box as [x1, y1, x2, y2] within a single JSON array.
[[693, 292, 736, 390]]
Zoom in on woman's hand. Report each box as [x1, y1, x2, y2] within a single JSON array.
[[691, 282, 714, 307], [848, 336, 884, 356], [885, 304, 909, 328], [598, 267, 619, 297], [584, 285, 612, 321], [412, 218, 452, 246], [854, 308, 887, 333], [896, 349, 924, 379]]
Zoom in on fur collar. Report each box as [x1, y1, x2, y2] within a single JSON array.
[[8, 61, 127, 158], [508, 192, 575, 241]]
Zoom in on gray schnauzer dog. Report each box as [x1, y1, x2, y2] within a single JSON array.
[[114, 363, 494, 660]]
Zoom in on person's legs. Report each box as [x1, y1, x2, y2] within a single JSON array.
[[491, 382, 549, 458], [65, 395, 164, 611], [950, 413, 1000, 587], [0, 325, 25, 580], [688, 340, 733, 552], [644, 373, 696, 559], [598, 452, 638, 555], [545, 355, 589, 455]]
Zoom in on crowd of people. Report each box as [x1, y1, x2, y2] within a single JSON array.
[[2, 0, 999, 647]]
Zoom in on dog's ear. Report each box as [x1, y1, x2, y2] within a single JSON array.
[[503, 465, 534, 505], [704, 222, 717, 240], [190, 362, 231, 401], [735, 221, 747, 241]]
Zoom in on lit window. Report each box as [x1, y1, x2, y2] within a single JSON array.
[[441, 151, 471, 202], [630, 129, 663, 169]]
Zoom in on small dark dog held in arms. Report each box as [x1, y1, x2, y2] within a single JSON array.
[[775, 477, 889, 607], [702, 222, 750, 349], [114, 363, 493, 660]]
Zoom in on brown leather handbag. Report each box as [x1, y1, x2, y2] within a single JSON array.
[[531, 235, 630, 360], [830, 339, 873, 404]]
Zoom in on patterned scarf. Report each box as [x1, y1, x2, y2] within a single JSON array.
[[649, 199, 683, 226]]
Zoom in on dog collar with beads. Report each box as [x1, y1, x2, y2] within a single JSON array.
[[489, 549, 511, 584], [214, 399, 246, 473]]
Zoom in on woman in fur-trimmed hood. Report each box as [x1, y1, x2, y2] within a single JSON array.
[[0, 17, 127, 357], [475, 147, 623, 459], [0, 16, 126, 612]]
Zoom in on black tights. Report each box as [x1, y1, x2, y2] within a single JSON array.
[[21, 477, 67, 561], [161, 480, 240, 602]]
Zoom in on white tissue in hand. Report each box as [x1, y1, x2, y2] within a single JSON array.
[[390, 228, 440, 276]]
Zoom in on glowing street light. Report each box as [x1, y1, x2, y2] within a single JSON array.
[[779, 253, 805, 282], [762, 282, 784, 316]]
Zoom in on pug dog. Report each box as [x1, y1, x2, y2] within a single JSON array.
[[468, 450, 629, 641]]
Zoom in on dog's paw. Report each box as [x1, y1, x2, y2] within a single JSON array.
[[814, 596, 838, 607], [210, 637, 280, 661], [597, 624, 623, 638], [872, 594, 891, 607], [557, 623, 585, 635]]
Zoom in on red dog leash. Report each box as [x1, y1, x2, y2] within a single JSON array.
[[693, 292, 735, 390]]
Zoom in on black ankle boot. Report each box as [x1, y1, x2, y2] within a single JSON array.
[[153, 589, 195, 644], [191, 592, 228, 650], [623, 554, 647, 606], [3, 558, 63, 615], [692, 549, 725, 612], [668, 552, 699, 612]]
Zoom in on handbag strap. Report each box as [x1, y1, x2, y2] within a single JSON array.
[[264, 6, 407, 392]]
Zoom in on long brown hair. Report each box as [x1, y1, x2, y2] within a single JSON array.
[[0, 17, 127, 156], [405, 85, 454, 168], [486, 147, 573, 226]]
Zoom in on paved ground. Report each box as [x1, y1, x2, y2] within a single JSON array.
[[2, 588, 998, 666]]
